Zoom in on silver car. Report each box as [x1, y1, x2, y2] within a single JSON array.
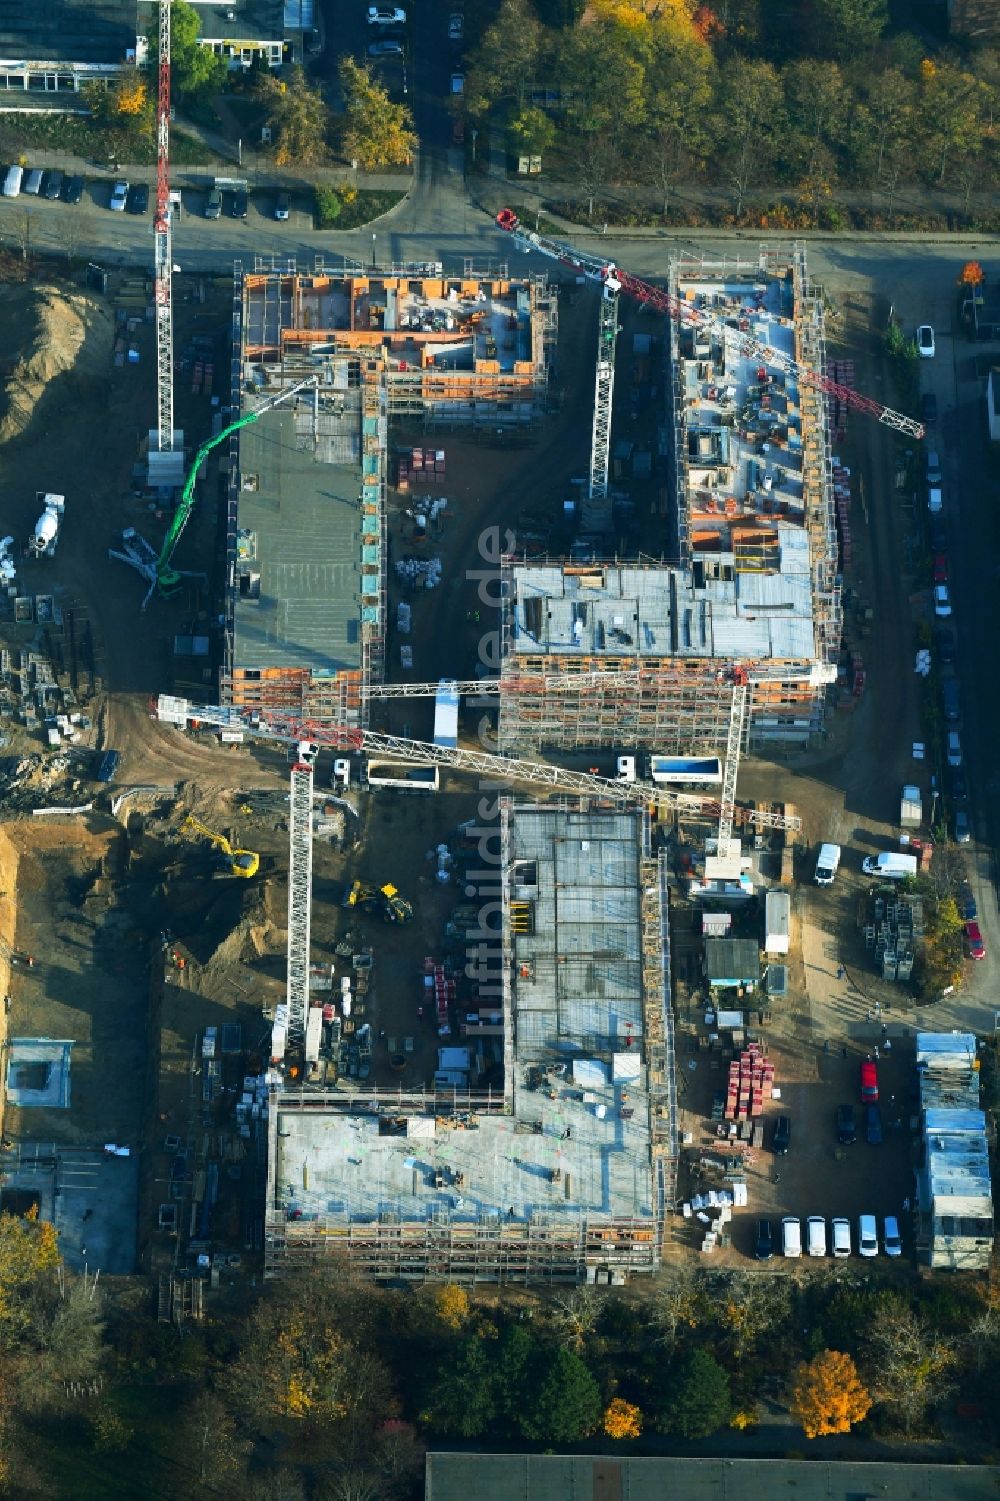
[[109, 179, 129, 211]]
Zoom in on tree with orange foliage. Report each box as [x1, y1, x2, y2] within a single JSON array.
[[603, 1397, 643, 1439], [115, 76, 148, 117], [789, 1350, 871, 1439]]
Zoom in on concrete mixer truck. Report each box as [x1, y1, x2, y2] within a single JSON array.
[[29, 493, 65, 557]]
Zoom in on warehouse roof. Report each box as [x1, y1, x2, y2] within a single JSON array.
[[704, 938, 760, 986], [425, 1455, 1000, 1501], [0, 0, 136, 64]]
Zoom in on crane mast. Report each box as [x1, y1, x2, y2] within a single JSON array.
[[587, 271, 620, 526], [286, 760, 315, 1050], [495, 210, 924, 440], [154, 0, 174, 458]]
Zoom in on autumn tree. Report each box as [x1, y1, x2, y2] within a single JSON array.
[[256, 64, 333, 167], [790, 1350, 871, 1439], [807, 0, 888, 62], [644, 28, 715, 212], [867, 1307, 956, 1434], [918, 61, 987, 187], [717, 56, 784, 219], [603, 1397, 642, 1439], [656, 1348, 731, 1438], [339, 58, 416, 171]]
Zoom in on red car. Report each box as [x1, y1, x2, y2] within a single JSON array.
[[860, 1059, 879, 1103], [965, 921, 986, 961], [933, 553, 949, 585]]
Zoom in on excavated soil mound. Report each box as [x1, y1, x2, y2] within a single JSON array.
[[0, 283, 113, 445]]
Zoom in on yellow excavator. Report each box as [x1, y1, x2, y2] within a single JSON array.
[[182, 815, 260, 879], [343, 880, 413, 923]]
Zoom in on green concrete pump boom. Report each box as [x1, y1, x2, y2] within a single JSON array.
[[155, 376, 318, 597]]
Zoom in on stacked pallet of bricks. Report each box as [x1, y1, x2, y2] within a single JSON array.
[[832, 461, 852, 570], [423, 960, 456, 1039], [827, 360, 854, 445], [396, 447, 446, 491], [724, 1043, 775, 1122]]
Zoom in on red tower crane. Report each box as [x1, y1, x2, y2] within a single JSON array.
[[495, 209, 924, 440]]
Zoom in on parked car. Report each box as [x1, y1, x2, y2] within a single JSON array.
[[63, 174, 84, 204], [836, 1104, 856, 1145], [933, 584, 952, 618], [865, 1104, 883, 1144], [955, 808, 971, 845], [951, 766, 968, 801], [781, 1216, 802, 1258], [204, 186, 223, 219], [806, 1216, 827, 1258], [109, 179, 129, 211], [448, 12, 464, 38], [883, 1215, 902, 1257], [917, 324, 936, 358], [925, 449, 942, 486], [753, 1218, 773, 1261], [921, 391, 938, 426], [367, 5, 406, 23], [42, 170, 63, 200], [452, 113, 465, 144], [942, 676, 960, 723], [947, 730, 963, 767], [929, 515, 947, 551], [22, 168, 43, 195], [959, 883, 978, 921], [965, 920, 986, 961], [935, 627, 956, 666], [771, 1115, 791, 1155], [231, 188, 248, 219], [927, 485, 943, 513], [2, 164, 23, 197], [368, 38, 404, 54], [95, 749, 121, 783], [831, 1217, 851, 1258], [933, 553, 949, 585], [857, 1213, 878, 1258], [126, 183, 148, 214], [450, 71, 465, 94], [860, 1059, 879, 1103], [274, 191, 290, 221]]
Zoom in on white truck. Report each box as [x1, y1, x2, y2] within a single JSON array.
[[862, 851, 918, 881], [29, 493, 65, 557], [814, 843, 841, 885]]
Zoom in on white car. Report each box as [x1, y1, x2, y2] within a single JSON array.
[[367, 5, 406, 23], [806, 1216, 827, 1258], [934, 584, 952, 618], [781, 1215, 802, 1258], [858, 1213, 878, 1258], [109, 179, 129, 211], [883, 1215, 902, 1257], [451, 71, 465, 95], [917, 324, 935, 358], [831, 1217, 851, 1258]]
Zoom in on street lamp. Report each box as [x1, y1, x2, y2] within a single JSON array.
[[371, 232, 377, 270], [470, 127, 478, 163]]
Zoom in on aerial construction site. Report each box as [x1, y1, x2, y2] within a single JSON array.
[[0, 70, 989, 1299]]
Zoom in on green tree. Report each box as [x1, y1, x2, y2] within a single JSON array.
[[657, 1348, 732, 1438], [256, 63, 333, 167], [867, 1306, 956, 1434], [155, 0, 229, 101], [507, 106, 556, 159], [918, 61, 987, 186], [495, 1322, 534, 1431], [559, 21, 650, 150], [419, 1337, 496, 1437], [519, 1346, 601, 1443], [808, 0, 887, 61], [644, 32, 715, 213], [716, 56, 784, 219], [465, 0, 544, 115], [339, 57, 416, 170]]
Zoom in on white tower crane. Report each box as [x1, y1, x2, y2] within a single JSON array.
[[148, 0, 184, 488]]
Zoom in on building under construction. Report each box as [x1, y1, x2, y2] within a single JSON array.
[[221, 257, 556, 717], [263, 802, 676, 1283], [498, 245, 840, 753]]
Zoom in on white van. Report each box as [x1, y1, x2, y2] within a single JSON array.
[[814, 843, 841, 885], [831, 1217, 851, 1258], [781, 1216, 802, 1258], [2, 164, 23, 197], [806, 1216, 827, 1258], [861, 852, 918, 881]]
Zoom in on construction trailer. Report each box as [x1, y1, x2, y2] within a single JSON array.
[[263, 801, 678, 1283], [497, 245, 841, 755], [914, 1033, 994, 1272]]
